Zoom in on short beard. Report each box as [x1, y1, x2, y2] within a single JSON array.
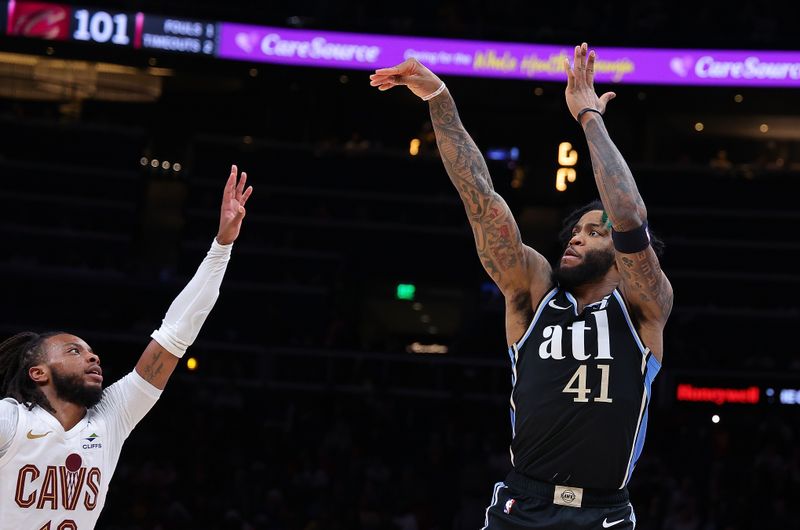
[[552, 247, 615, 290], [50, 367, 103, 408]]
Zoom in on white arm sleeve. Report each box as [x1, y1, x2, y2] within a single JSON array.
[[94, 370, 162, 442], [151, 238, 232, 358], [0, 400, 19, 459]]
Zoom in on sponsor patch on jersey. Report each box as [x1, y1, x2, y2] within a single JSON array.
[[83, 432, 102, 449]]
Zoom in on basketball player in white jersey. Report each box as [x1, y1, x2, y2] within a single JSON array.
[[0, 165, 253, 530], [371, 43, 673, 528]]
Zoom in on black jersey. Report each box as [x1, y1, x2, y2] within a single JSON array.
[[507, 287, 660, 490]]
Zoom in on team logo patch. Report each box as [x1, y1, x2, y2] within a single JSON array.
[[553, 484, 583, 508], [503, 498, 516, 514], [65, 453, 82, 472]]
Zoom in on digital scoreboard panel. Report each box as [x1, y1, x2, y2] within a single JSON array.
[[6, 1, 216, 55], [7, 1, 72, 40], [70, 6, 136, 47], [6, 1, 800, 88], [136, 14, 216, 55]]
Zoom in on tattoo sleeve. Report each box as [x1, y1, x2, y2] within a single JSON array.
[[583, 116, 673, 322], [428, 91, 529, 292], [583, 117, 646, 231]]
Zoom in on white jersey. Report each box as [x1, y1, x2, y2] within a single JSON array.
[[0, 371, 161, 530]]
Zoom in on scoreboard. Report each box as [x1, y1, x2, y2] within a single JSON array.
[[6, 0, 800, 87], [137, 14, 216, 55], [4, 1, 216, 55], [71, 7, 135, 46]]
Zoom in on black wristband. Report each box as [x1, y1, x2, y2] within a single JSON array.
[[577, 107, 602, 123], [611, 222, 651, 254]]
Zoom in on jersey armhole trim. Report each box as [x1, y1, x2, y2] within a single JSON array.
[[612, 289, 649, 356], [511, 287, 558, 350]]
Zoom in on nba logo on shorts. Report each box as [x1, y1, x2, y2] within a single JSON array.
[[504, 498, 516, 514]]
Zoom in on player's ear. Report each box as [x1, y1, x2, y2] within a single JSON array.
[[29, 364, 49, 385]]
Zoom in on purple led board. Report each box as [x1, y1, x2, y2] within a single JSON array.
[[218, 23, 800, 88]]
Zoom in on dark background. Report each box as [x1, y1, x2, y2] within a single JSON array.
[[1, 1, 798, 529]]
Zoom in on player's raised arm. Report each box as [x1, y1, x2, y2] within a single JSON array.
[[370, 59, 552, 338], [564, 43, 673, 339], [135, 164, 253, 389]]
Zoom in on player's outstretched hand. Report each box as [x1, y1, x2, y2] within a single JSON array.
[[216, 164, 253, 245], [369, 58, 443, 99], [564, 42, 616, 121]]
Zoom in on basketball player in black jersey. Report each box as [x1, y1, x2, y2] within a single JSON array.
[[371, 42, 673, 529]]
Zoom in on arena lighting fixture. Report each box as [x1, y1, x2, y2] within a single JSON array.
[[396, 283, 416, 300], [779, 388, 800, 405], [406, 342, 448, 354], [694, 122, 704, 132], [186, 357, 198, 370], [409, 138, 420, 156], [486, 147, 519, 161], [711, 414, 720, 424], [141, 156, 182, 171]]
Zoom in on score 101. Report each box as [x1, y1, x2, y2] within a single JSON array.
[[556, 141, 578, 192], [72, 8, 135, 46]]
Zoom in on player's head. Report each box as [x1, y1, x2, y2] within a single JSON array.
[[553, 200, 664, 290], [0, 332, 103, 411], [553, 201, 615, 289]]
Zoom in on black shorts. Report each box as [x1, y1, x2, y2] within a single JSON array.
[[481, 470, 637, 530]]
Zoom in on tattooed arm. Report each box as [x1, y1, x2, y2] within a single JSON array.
[[564, 43, 673, 357], [136, 165, 253, 389], [426, 90, 551, 295], [370, 59, 553, 341], [135, 341, 179, 390]]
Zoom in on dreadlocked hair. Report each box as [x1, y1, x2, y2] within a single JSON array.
[[0, 331, 63, 411], [558, 199, 665, 258]]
